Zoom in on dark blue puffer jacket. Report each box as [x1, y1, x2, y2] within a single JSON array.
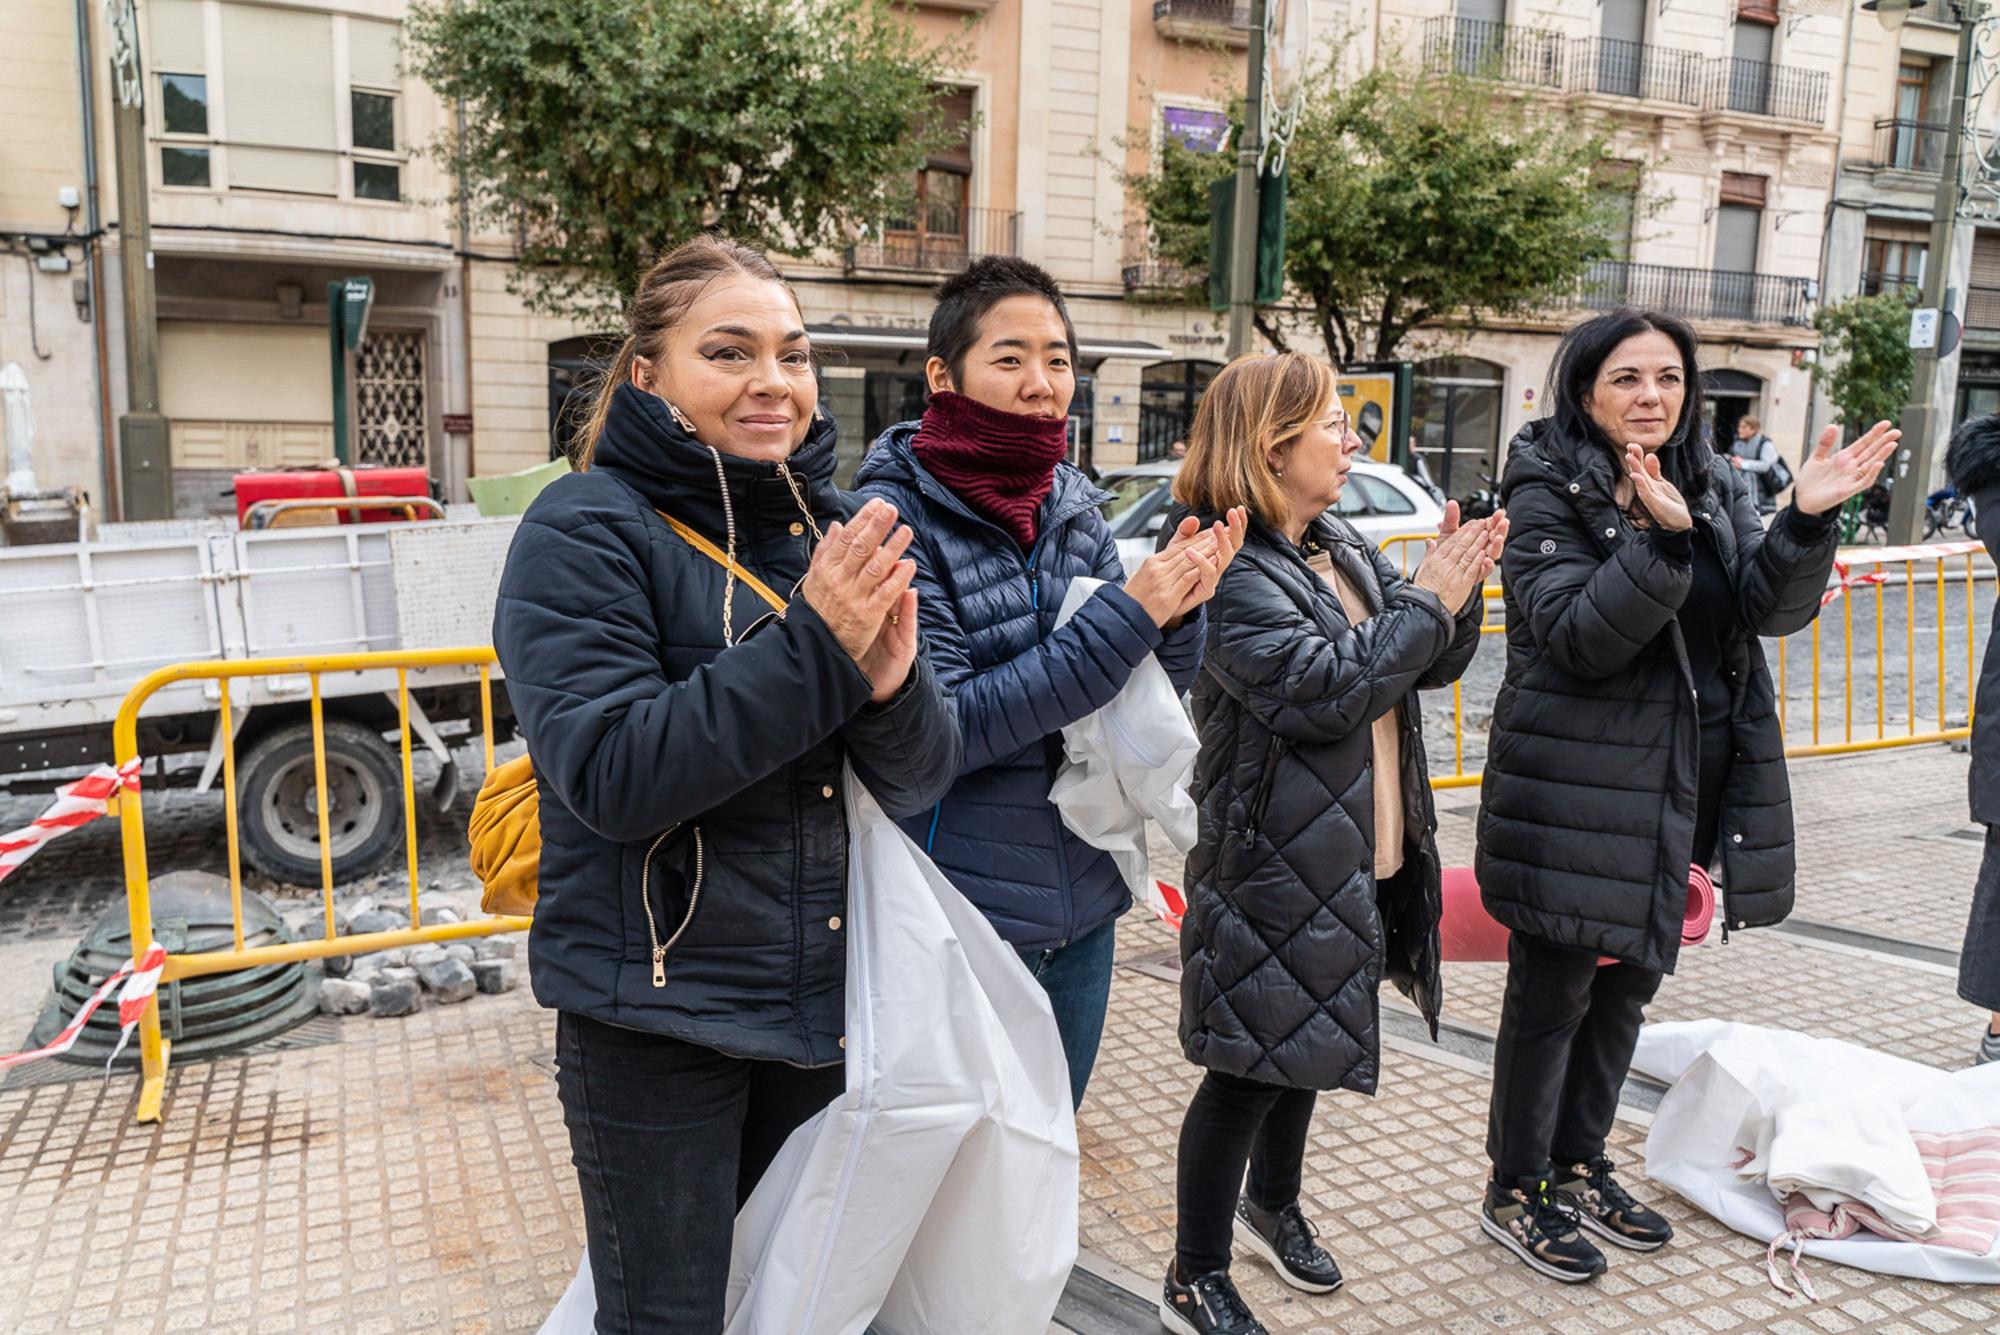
[[855, 423, 1205, 949], [494, 385, 960, 1066]]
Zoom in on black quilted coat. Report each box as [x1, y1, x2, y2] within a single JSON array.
[[1175, 509, 1483, 1093], [1476, 419, 1839, 972]]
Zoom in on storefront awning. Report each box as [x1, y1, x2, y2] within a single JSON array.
[[806, 324, 1173, 361]]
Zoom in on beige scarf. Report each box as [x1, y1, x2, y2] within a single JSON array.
[[1305, 549, 1406, 879]]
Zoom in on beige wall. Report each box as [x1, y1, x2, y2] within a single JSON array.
[[0, 1, 87, 233]]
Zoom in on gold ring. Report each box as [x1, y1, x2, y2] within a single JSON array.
[[889, 614, 901, 625]]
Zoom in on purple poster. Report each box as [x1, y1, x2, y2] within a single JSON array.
[[1163, 107, 1229, 154]]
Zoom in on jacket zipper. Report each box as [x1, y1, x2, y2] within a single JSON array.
[[1246, 734, 1288, 839], [641, 823, 706, 987]]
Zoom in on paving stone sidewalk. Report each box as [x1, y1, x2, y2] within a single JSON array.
[[0, 743, 1995, 1333]]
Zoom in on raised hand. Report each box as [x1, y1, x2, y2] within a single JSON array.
[[1624, 444, 1692, 532], [1792, 420, 1901, 517], [1125, 516, 1207, 628], [856, 586, 918, 704], [801, 498, 917, 684], [1168, 506, 1249, 621], [1413, 517, 1494, 611]]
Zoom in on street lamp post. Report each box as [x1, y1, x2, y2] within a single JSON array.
[[1873, 0, 1992, 544], [1226, 0, 1268, 360]]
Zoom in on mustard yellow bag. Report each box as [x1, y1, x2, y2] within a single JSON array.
[[469, 512, 788, 917]]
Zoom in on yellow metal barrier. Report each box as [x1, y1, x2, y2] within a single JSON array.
[[113, 648, 528, 1123], [1374, 531, 1994, 791]]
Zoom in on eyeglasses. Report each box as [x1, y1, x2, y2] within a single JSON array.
[[1328, 412, 1352, 435]]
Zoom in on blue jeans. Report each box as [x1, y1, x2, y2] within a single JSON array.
[[1017, 918, 1118, 1110]]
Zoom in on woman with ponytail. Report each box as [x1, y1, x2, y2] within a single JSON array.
[[493, 235, 959, 1332]]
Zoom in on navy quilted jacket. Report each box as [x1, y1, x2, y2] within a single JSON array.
[[855, 423, 1206, 949]]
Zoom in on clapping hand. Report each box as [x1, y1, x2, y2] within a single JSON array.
[[1792, 421, 1901, 517], [1414, 503, 1507, 611], [1624, 444, 1692, 531], [802, 498, 919, 703]]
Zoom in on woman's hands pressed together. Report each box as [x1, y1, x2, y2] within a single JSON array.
[[1124, 508, 1250, 628], [802, 498, 921, 703], [1623, 444, 1693, 532], [1414, 500, 1508, 612]]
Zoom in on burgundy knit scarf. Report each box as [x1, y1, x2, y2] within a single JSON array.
[[911, 391, 1072, 548]]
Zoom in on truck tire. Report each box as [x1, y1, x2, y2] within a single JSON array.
[[238, 721, 404, 886]]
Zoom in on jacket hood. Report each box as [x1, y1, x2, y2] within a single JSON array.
[[589, 382, 841, 530], [1947, 411, 2000, 496], [855, 418, 1108, 532]]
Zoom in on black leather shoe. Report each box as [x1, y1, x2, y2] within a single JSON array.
[[1159, 1261, 1268, 1335], [1232, 1198, 1344, 1294]]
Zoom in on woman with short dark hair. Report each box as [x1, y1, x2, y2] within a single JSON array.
[[1475, 309, 1898, 1283]]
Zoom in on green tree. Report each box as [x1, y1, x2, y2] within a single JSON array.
[[1125, 56, 1627, 363], [1812, 290, 1916, 434], [405, 0, 961, 324]]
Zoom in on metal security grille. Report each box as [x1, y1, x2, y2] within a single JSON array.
[[356, 330, 428, 468]]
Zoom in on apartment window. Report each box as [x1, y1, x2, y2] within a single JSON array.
[[1864, 236, 1928, 294], [887, 87, 973, 255], [351, 90, 400, 200], [157, 72, 211, 187]]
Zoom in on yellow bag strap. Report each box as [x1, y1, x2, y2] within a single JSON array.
[[656, 511, 788, 615]]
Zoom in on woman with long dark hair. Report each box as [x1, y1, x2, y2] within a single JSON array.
[[1474, 310, 1898, 1282]]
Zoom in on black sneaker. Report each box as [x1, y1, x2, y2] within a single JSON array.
[[1481, 1173, 1608, 1283], [1554, 1155, 1674, 1252], [1979, 1025, 2000, 1066], [1159, 1262, 1268, 1335], [1232, 1198, 1343, 1294]]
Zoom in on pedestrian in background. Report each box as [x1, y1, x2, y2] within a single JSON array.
[[494, 235, 960, 1332], [855, 256, 1245, 1110], [1158, 352, 1500, 1335], [1944, 410, 2000, 1065], [1475, 309, 1899, 1284], [1726, 414, 1781, 515]]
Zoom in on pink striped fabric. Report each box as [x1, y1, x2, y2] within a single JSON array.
[[1778, 1126, 2000, 1257]]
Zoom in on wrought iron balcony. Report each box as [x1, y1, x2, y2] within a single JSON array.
[[1153, 0, 1251, 45], [1872, 118, 1951, 174], [1565, 37, 1703, 107], [1701, 57, 1829, 126], [1556, 260, 1814, 327], [1420, 16, 1564, 89], [845, 206, 1020, 274], [1120, 222, 1201, 299], [1859, 269, 1922, 299]]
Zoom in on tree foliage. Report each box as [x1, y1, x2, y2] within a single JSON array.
[[1125, 55, 1626, 364], [1812, 290, 1917, 434], [405, 0, 961, 325]]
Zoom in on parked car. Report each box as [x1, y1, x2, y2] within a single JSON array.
[[1101, 458, 1447, 578]]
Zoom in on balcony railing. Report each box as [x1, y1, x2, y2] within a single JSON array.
[[1702, 57, 1829, 125], [1555, 260, 1814, 326], [1859, 269, 1921, 299], [1120, 222, 1201, 298], [1153, 0, 1251, 44], [1426, 20, 1829, 124], [1420, 16, 1565, 89], [845, 206, 1020, 274], [1872, 118, 1951, 174], [1565, 37, 1703, 107]]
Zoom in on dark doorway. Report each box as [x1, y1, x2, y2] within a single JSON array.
[[1139, 360, 1221, 463], [1702, 368, 1763, 447]]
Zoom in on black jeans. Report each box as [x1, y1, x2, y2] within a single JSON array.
[[1485, 722, 1727, 1182], [1963, 826, 2000, 1012], [553, 1011, 846, 1334], [1173, 1069, 1319, 1275], [1485, 933, 1664, 1181]]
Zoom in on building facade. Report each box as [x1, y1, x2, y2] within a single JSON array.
[[0, 0, 1962, 522]]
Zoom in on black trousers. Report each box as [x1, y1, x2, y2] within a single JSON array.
[[553, 1011, 846, 1334], [1173, 1069, 1319, 1275], [1485, 723, 1727, 1182], [1963, 826, 2000, 1012]]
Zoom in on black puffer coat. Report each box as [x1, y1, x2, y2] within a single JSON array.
[[493, 385, 961, 1067], [1476, 419, 1839, 972], [1176, 509, 1483, 1093], [1945, 419, 2000, 824]]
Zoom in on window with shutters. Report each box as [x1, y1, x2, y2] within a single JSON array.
[[146, 3, 408, 203], [150, 0, 212, 190]]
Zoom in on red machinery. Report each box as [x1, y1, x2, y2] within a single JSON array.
[[231, 467, 437, 528]]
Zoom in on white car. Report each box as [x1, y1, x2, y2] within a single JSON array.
[[1100, 457, 1448, 578]]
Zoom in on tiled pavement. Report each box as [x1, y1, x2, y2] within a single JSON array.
[[2, 744, 1997, 1333]]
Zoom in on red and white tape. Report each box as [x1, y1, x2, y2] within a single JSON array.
[[1147, 879, 1186, 932], [0, 942, 167, 1073], [1822, 540, 1985, 609], [0, 759, 141, 889]]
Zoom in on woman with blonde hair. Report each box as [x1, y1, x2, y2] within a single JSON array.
[[493, 234, 960, 1331], [1158, 353, 1504, 1335]]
